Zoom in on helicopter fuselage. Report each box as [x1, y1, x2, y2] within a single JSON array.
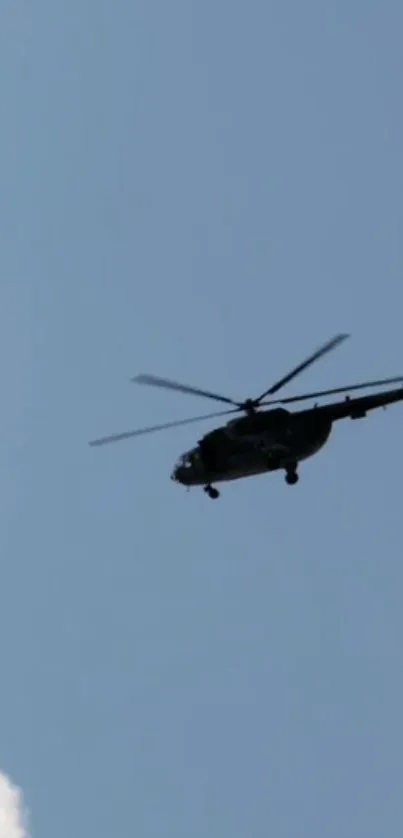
[[171, 407, 333, 486]]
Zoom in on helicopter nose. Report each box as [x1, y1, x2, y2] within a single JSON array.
[[171, 465, 188, 485]]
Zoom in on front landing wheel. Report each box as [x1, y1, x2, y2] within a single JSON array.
[[285, 469, 299, 486], [204, 485, 220, 499]]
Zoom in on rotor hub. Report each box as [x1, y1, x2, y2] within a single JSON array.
[[241, 398, 257, 415]]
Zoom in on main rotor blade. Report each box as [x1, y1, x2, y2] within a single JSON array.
[[260, 376, 403, 407], [255, 333, 350, 403], [132, 373, 239, 406], [88, 407, 239, 447]]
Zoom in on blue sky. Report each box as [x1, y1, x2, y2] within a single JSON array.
[[1, 1, 402, 836]]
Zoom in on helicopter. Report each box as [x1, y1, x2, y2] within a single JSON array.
[[89, 334, 403, 499]]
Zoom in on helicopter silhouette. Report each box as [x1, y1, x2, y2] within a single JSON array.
[[89, 334, 403, 499]]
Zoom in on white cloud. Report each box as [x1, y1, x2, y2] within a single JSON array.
[[0, 772, 29, 838]]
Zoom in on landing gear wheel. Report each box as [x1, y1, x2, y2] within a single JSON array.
[[285, 469, 299, 486], [204, 485, 220, 499]]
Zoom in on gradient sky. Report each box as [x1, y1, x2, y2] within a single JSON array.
[[1, 2, 402, 836]]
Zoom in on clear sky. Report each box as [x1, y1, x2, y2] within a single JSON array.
[[1, 1, 402, 836]]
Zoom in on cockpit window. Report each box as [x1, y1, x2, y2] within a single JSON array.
[[177, 449, 199, 468]]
